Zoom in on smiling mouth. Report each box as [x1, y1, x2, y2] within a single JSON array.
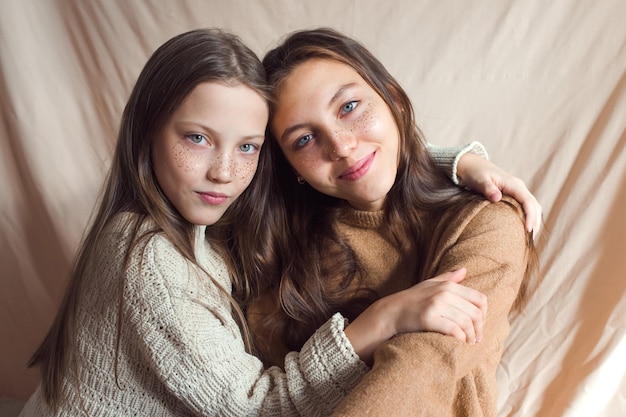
[[339, 152, 375, 181]]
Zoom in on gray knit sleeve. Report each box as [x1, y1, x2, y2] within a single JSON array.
[[427, 141, 489, 185], [283, 314, 370, 414]]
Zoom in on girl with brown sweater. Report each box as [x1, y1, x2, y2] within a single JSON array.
[[245, 28, 540, 416]]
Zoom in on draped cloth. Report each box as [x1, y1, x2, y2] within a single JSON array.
[[1, 1, 624, 415]]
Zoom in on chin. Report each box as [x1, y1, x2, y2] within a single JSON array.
[[182, 213, 218, 227]]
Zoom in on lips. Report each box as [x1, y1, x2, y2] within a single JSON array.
[[197, 192, 228, 205], [339, 152, 375, 181]]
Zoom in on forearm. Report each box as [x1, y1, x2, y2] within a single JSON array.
[[134, 237, 370, 416], [332, 265, 519, 417], [331, 199, 530, 416]]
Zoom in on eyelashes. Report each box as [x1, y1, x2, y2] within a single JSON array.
[[295, 133, 314, 148], [239, 143, 260, 154], [185, 133, 260, 156], [289, 99, 361, 150], [340, 100, 358, 116], [186, 133, 208, 145]]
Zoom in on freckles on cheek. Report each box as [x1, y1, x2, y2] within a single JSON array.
[[234, 159, 257, 181], [354, 103, 378, 133], [295, 154, 322, 172], [282, 144, 322, 173], [172, 142, 205, 173]]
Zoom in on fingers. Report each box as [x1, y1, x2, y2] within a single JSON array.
[[425, 269, 486, 314], [444, 283, 487, 344], [429, 267, 467, 283], [349, 268, 488, 362], [456, 155, 543, 235], [522, 197, 542, 235], [420, 293, 486, 344], [500, 180, 543, 235], [483, 182, 503, 203], [421, 316, 468, 343], [405, 270, 488, 344]]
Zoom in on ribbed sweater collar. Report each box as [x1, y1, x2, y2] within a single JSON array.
[[338, 203, 385, 229]]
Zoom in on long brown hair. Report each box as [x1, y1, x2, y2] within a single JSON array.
[[251, 28, 539, 362], [28, 28, 271, 410]]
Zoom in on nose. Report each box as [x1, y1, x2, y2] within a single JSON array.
[[207, 153, 233, 183], [325, 128, 356, 160]]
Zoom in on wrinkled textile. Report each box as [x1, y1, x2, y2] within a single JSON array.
[[2, 1, 626, 416]]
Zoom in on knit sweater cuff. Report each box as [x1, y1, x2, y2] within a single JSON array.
[[428, 141, 489, 185], [298, 313, 370, 407]]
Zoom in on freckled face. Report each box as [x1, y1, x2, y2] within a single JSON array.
[[271, 59, 400, 211], [152, 82, 268, 225]]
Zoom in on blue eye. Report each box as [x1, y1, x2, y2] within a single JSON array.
[[341, 101, 357, 115], [296, 134, 313, 148], [240, 144, 258, 154], [187, 134, 207, 144]]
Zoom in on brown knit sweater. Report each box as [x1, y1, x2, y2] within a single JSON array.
[[248, 196, 530, 416], [331, 196, 530, 417]]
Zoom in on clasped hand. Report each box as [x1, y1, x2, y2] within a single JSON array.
[[345, 268, 486, 365]]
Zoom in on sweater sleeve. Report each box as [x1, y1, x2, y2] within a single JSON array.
[[330, 198, 529, 417], [124, 235, 369, 417], [427, 141, 489, 184]]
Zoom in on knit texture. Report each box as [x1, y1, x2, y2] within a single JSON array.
[[246, 142, 491, 366], [427, 141, 489, 185], [248, 197, 527, 416], [20, 213, 368, 417], [330, 197, 529, 417]]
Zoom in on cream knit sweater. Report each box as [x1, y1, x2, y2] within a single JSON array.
[[20, 214, 369, 417]]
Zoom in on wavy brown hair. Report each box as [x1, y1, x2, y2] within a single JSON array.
[[249, 28, 540, 364], [27, 28, 272, 410]]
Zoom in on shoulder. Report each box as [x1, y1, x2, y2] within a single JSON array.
[[462, 197, 528, 261], [444, 196, 525, 240], [97, 213, 191, 286], [433, 196, 528, 266], [99, 212, 159, 248], [98, 213, 228, 296], [466, 196, 524, 233]]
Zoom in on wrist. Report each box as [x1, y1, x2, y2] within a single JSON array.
[[455, 141, 489, 185], [456, 153, 484, 187], [344, 299, 394, 365]]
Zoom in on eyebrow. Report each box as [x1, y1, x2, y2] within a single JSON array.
[[278, 82, 358, 144], [329, 83, 357, 107], [181, 120, 265, 141], [279, 123, 309, 144]]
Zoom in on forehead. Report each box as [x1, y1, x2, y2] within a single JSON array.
[[272, 59, 376, 131], [278, 59, 363, 96], [173, 81, 269, 130], [180, 81, 267, 112], [273, 59, 368, 120]]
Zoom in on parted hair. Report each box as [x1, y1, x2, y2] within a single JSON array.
[[248, 28, 539, 364], [28, 28, 272, 410]]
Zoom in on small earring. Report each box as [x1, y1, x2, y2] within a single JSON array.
[[297, 176, 305, 185]]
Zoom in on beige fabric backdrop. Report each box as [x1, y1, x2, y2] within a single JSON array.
[[1, 1, 625, 415]]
